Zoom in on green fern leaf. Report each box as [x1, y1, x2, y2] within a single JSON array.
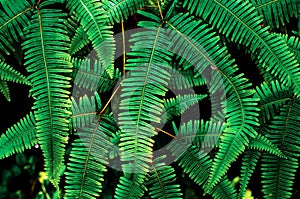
[[103, 0, 147, 25], [250, 0, 298, 28], [0, 79, 10, 101], [261, 99, 300, 198], [71, 93, 101, 130], [161, 94, 207, 123], [72, 58, 121, 93], [147, 156, 183, 199], [0, 60, 29, 85], [22, 9, 72, 186], [115, 175, 147, 199], [168, 144, 237, 198], [65, 114, 116, 198], [69, 27, 90, 56], [167, 121, 236, 198], [170, 120, 223, 150], [280, 34, 300, 62], [261, 155, 298, 199], [66, 0, 115, 77], [0, 0, 33, 54], [238, 149, 261, 199], [255, 80, 292, 123], [168, 68, 206, 90], [183, 0, 300, 96], [209, 178, 238, 199], [169, 57, 206, 89], [248, 134, 284, 157], [118, 12, 172, 175], [161, 12, 260, 190], [0, 112, 36, 159]]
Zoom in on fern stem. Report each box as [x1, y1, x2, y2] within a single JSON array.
[[121, 20, 126, 77], [156, 127, 176, 139], [156, 0, 164, 21], [255, 0, 279, 9], [100, 84, 121, 115]]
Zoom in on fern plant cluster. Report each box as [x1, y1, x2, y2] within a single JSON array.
[[0, 0, 300, 198]]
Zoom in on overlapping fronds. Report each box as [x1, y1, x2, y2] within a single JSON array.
[[255, 80, 292, 123], [71, 58, 121, 93], [167, 121, 236, 198], [161, 94, 207, 123], [65, 113, 117, 198], [167, 143, 237, 198], [0, 0, 300, 198], [66, 0, 115, 76], [169, 120, 223, 150], [183, 0, 300, 96], [70, 93, 101, 130], [103, 0, 147, 25], [280, 34, 300, 62], [0, 0, 33, 54], [250, 0, 299, 28], [22, 9, 72, 186], [160, 12, 260, 190], [261, 99, 300, 198], [147, 156, 182, 199], [0, 112, 36, 159], [118, 12, 172, 175], [115, 175, 147, 199], [168, 68, 206, 89], [69, 27, 90, 56]]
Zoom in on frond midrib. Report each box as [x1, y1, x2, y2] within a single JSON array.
[[79, 120, 100, 198], [0, 7, 32, 31], [37, 10, 55, 180]]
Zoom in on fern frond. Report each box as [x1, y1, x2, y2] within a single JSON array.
[[169, 69, 206, 90], [248, 134, 284, 157], [169, 144, 211, 185], [0, 0, 33, 54], [70, 93, 101, 130], [250, 0, 298, 28], [72, 58, 121, 93], [255, 80, 292, 123], [115, 175, 147, 199], [0, 112, 36, 159], [0, 60, 29, 84], [238, 150, 261, 199], [147, 156, 182, 199], [66, 0, 115, 76], [118, 12, 172, 174], [169, 60, 206, 89], [183, 0, 300, 96], [261, 155, 298, 199], [22, 9, 72, 186], [162, 12, 260, 189], [69, 27, 90, 56], [209, 178, 238, 199], [161, 94, 207, 123], [168, 143, 237, 198], [65, 115, 116, 199], [170, 120, 223, 150], [261, 99, 300, 198], [0, 79, 10, 101], [103, 0, 146, 25], [280, 34, 300, 62]]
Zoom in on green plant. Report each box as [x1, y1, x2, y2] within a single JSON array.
[[0, 0, 300, 198]]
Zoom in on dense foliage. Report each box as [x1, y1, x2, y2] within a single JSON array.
[[1, 0, 300, 198]]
